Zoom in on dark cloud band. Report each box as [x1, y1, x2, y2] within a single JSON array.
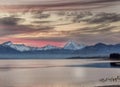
[[0, 0, 120, 12]]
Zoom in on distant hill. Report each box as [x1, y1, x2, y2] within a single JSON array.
[[75, 43, 120, 57]]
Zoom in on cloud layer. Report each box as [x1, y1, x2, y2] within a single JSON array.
[[0, 11, 119, 45], [0, 0, 120, 13]]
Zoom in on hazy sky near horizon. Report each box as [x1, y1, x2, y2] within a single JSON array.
[[0, 0, 120, 47]]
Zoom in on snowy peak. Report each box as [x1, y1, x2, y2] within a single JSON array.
[[11, 44, 31, 52], [64, 41, 78, 50], [42, 45, 58, 50], [64, 41, 85, 50], [2, 41, 13, 46], [1, 41, 59, 52], [2, 41, 31, 52]]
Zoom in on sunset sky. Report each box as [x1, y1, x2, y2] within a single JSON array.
[[0, 0, 120, 47]]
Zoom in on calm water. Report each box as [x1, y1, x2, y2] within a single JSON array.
[[0, 59, 120, 87]]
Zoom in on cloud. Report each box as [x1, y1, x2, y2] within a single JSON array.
[[0, 0, 120, 12], [19, 23, 118, 43], [53, 11, 120, 24], [34, 26, 54, 32], [0, 10, 119, 45], [32, 12, 51, 19], [0, 16, 54, 37], [70, 12, 120, 24], [32, 21, 52, 24], [0, 0, 120, 5], [38, 14, 50, 19], [0, 16, 22, 25], [63, 22, 120, 44], [13, 11, 120, 44], [0, 25, 54, 37], [69, 24, 117, 36], [88, 12, 120, 24], [71, 11, 93, 23], [0, 13, 57, 37], [81, 24, 116, 33]]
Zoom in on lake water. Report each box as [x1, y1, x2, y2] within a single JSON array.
[[0, 59, 120, 87]]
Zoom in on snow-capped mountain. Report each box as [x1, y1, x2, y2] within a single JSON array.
[[41, 45, 59, 50], [64, 41, 85, 50], [2, 41, 32, 52], [1, 41, 59, 52], [0, 41, 120, 59], [1, 41, 85, 51]]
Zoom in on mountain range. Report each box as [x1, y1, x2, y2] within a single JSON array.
[[1, 41, 85, 52], [0, 41, 120, 59]]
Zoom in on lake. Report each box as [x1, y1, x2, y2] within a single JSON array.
[[0, 59, 120, 87]]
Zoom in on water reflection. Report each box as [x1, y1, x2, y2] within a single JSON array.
[[0, 59, 119, 87], [0, 62, 119, 69], [65, 62, 120, 68]]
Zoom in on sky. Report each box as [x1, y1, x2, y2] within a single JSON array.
[[0, 0, 120, 47]]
